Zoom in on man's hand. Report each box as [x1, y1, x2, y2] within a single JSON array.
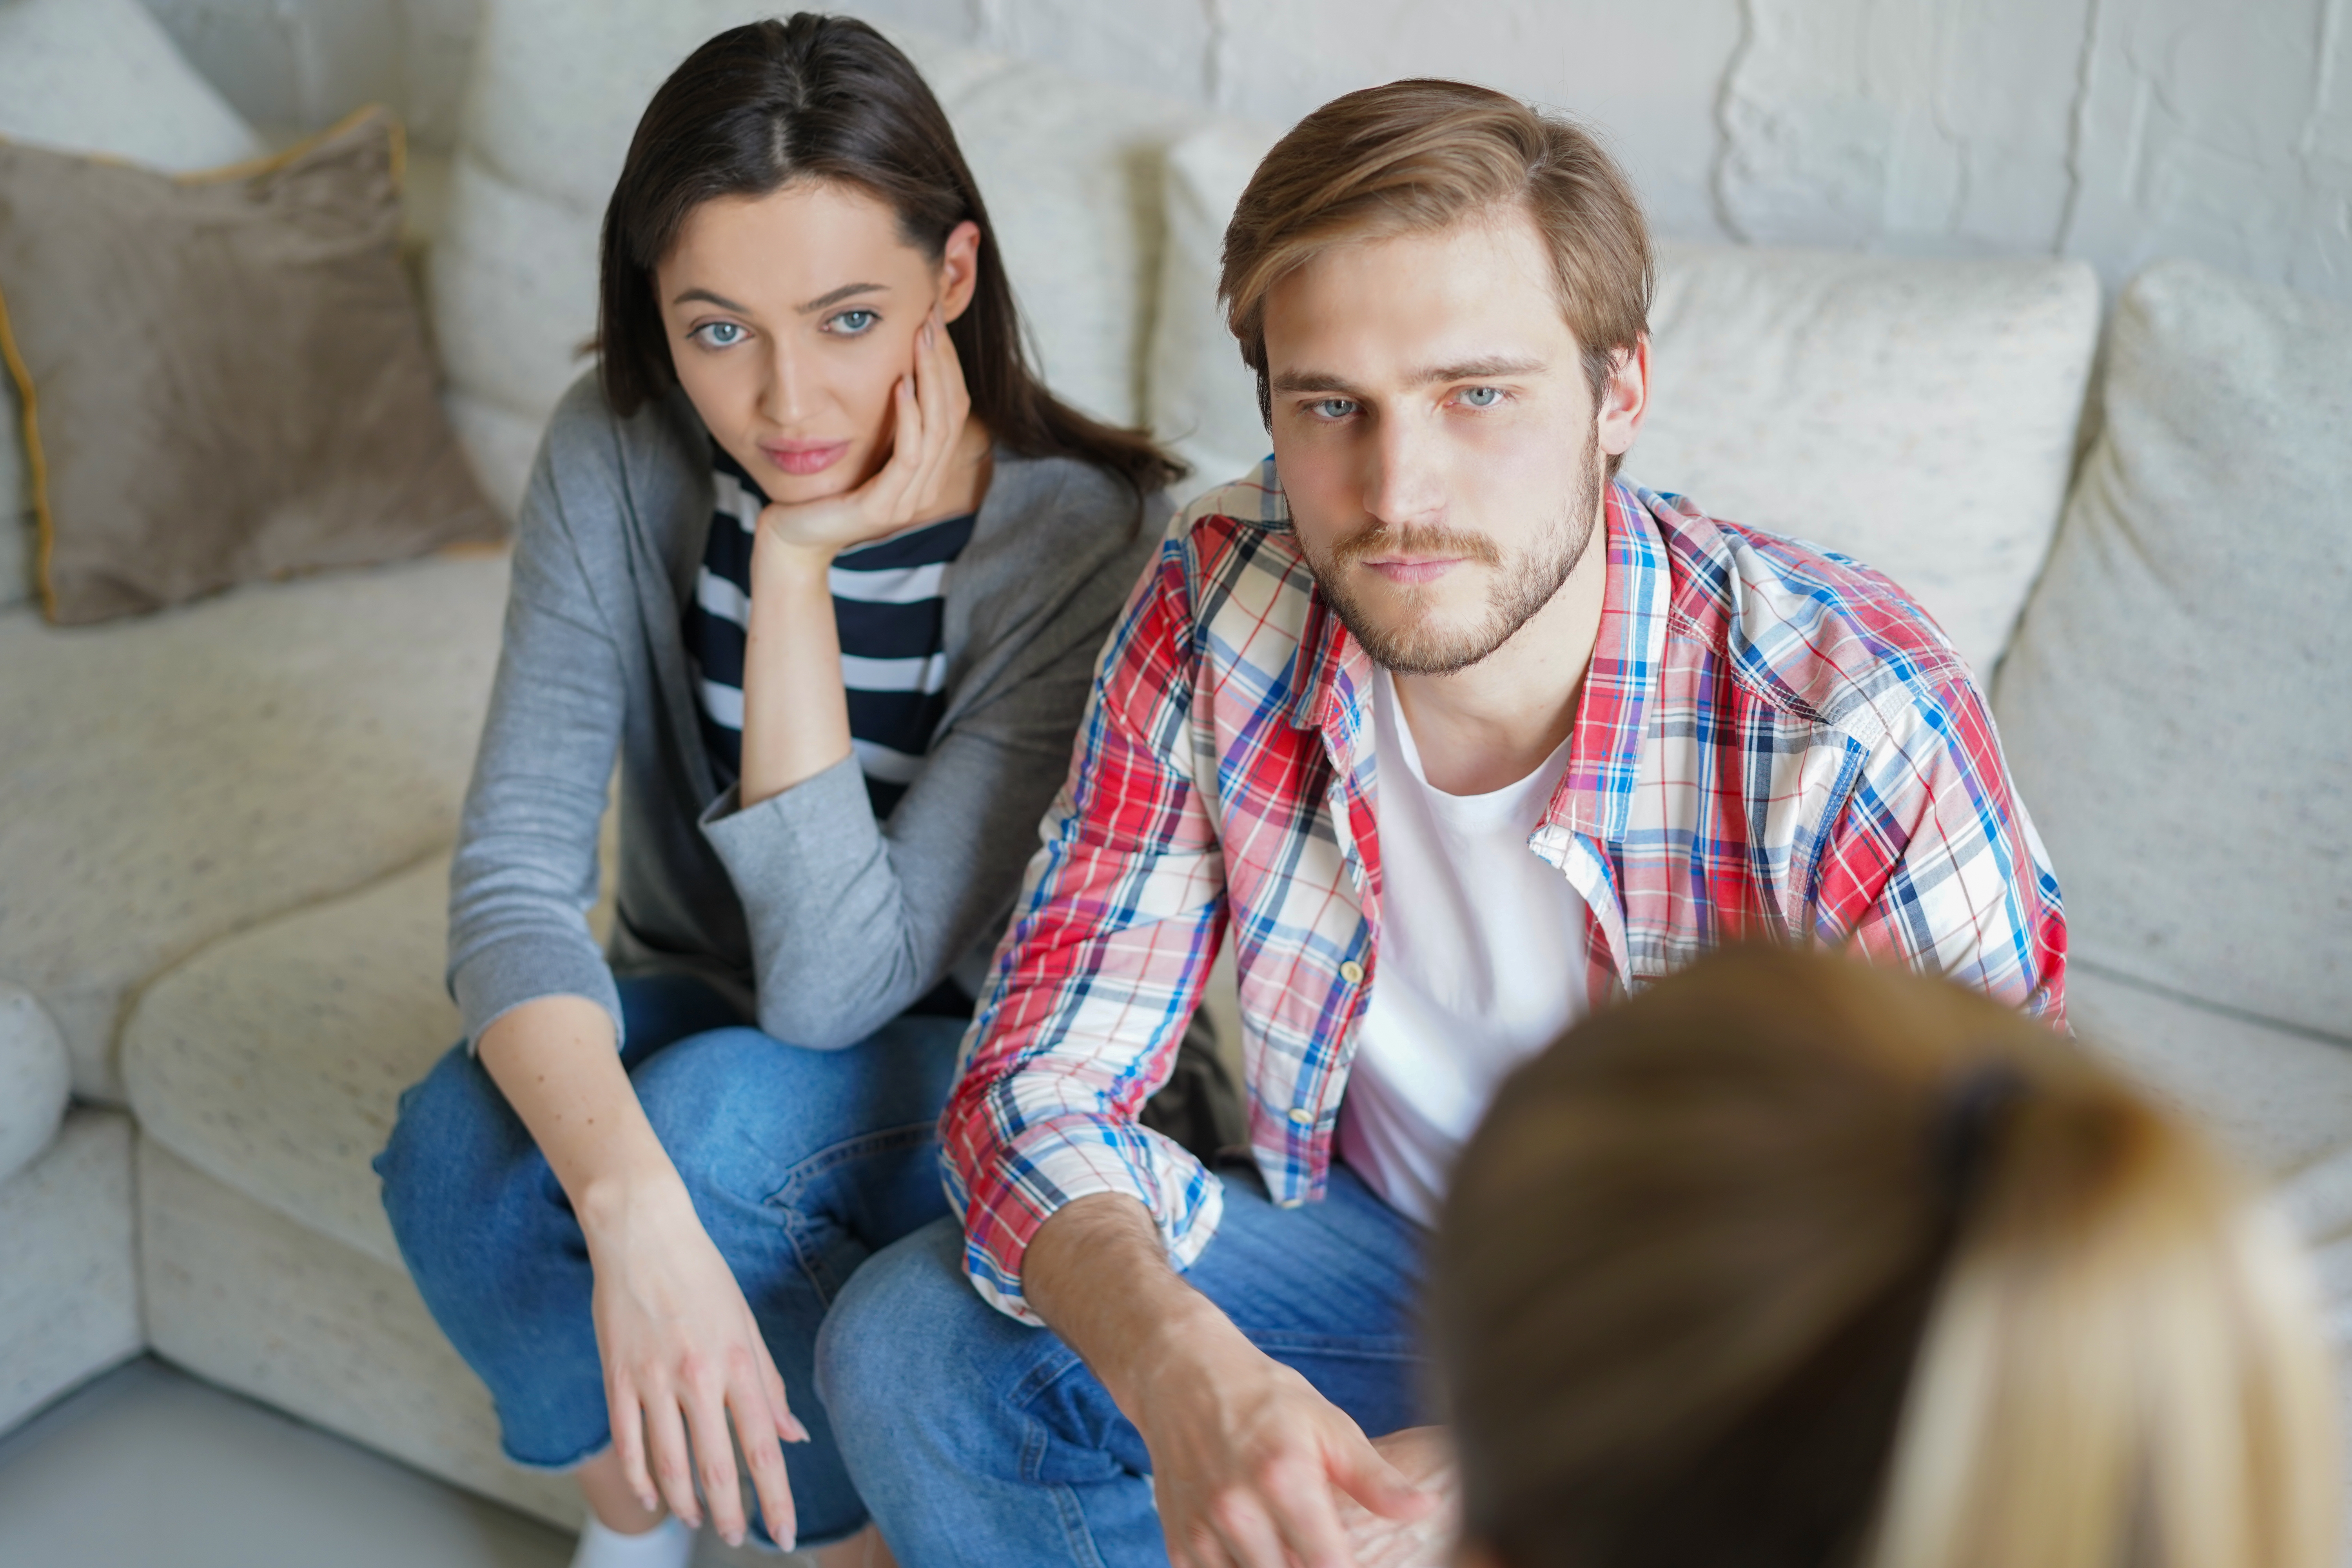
[[1336, 1428, 1458, 1568], [1024, 1194, 1434, 1568]]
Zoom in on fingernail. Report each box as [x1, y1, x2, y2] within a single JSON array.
[[725, 1531, 744, 1548], [639, 1493, 659, 1513], [784, 1415, 811, 1443]]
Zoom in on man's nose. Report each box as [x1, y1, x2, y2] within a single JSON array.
[[1361, 412, 1446, 528]]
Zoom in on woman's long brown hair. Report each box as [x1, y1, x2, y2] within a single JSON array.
[[597, 14, 1182, 497], [1434, 945, 2340, 1568]]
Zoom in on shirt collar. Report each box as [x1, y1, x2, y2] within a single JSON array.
[[1285, 480, 1669, 851]]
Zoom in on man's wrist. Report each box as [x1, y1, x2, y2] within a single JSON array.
[[1114, 1284, 1254, 1417]]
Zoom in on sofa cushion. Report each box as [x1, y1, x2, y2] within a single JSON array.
[[123, 818, 617, 1273], [122, 853, 458, 1271], [0, 0, 267, 610], [434, 1, 1201, 508], [0, 551, 510, 1100], [137, 1134, 581, 1529], [1993, 260, 2352, 1044], [1141, 143, 2098, 678], [0, 983, 69, 1190]]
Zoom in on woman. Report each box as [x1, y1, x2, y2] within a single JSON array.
[[375, 17, 1193, 1567], [1431, 946, 2341, 1568]]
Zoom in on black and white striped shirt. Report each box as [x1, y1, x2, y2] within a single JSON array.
[[686, 447, 973, 818]]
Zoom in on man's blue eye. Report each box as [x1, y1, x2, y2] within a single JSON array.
[[1312, 398, 1357, 420], [830, 309, 879, 334], [1459, 386, 1501, 408], [696, 321, 746, 348]]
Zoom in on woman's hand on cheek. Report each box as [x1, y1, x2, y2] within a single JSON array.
[[755, 304, 975, 564]]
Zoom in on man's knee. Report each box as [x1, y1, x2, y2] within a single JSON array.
[[815, 1216, 987, 1426]]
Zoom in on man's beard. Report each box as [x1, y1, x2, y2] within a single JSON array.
[[1301, 432, 1602, 676]]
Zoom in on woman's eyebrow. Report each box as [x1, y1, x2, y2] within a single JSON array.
[[670, 286, 750, 312], [797, 281, 888, 314]]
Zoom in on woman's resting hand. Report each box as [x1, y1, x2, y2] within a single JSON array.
[[583, 1174, 809, 1551], [475, 996, 807, 1550], [755, 303, 977, 562]]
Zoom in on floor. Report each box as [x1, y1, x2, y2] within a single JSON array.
[[0, 1358, 806, 1568]]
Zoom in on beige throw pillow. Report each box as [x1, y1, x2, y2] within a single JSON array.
[[0, 108, 501, 624]]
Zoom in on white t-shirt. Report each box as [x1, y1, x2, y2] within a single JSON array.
[[1336, 669, 1588, 1226]]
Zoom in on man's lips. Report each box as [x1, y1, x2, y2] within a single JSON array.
[[759, 439, 851, 476], [1363, 556, 1468, 585]]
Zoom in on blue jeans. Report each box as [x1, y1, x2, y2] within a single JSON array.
[[374, 974, 963, 1548], [815, 1161, 1431, 1565]]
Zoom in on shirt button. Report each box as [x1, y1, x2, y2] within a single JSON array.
[[1339, 960, 1364, 984], [1287, 1107, 1314, 1126]]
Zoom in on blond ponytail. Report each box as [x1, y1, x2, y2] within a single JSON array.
[[1870, 1062, 2339, 1568], [1433, 945, 2341, 1568]]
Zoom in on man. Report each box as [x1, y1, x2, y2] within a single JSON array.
[[817, 78, 2066, 1568]]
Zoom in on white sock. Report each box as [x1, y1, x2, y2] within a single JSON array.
[[569, 1514, 695, 1568]]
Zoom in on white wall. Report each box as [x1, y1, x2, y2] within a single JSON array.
[[137, 0, 2352, 305]]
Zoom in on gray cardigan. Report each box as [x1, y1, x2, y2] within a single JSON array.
[[447, 371, 1164, 1051]]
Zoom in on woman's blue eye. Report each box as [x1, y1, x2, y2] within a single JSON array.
[[1458, 385, 1502, 408], [1310, 398, 1358, 420], [695, 321, 746, 348], [829, 309, 879, 335]]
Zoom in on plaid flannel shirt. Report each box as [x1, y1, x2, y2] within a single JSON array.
[[944, 468, 2067, 1323]]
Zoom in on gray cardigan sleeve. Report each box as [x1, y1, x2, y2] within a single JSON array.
[[699, 484, 1153, 1050], [445, 428, 628, 1048]]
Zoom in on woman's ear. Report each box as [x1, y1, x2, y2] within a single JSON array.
[[937, 219, 982, 324]]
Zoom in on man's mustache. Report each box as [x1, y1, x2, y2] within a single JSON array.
[[1327, 520, 1504, 569]]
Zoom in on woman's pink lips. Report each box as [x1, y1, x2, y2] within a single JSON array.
[[1365, 557, 1466, 586], [760, 440, 850, 476]]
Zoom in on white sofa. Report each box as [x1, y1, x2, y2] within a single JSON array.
[[2, 0, 2346, 1540]]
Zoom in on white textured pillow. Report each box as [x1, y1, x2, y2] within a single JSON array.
[[1993, 260, 2352, 1045], [0, 0, 267, 609], [1148, 120, 1281, 494], [0, 981, 70, 1187], [1634, 243, 2099, 677], [435, 1, 1200, 509]]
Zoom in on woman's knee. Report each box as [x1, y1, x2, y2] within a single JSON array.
[[632, 1024, 953, 1209], [375, 1042, 547, 1283], [629, 1027, 806, 1200]]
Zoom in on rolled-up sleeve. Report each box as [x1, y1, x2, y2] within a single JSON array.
[[939, 539, 1232, 1324]]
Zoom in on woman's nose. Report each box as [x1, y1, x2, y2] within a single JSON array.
[[759, 343, 811, 424]]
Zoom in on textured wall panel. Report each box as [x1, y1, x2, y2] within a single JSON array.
[[135, 0, 2351, 301]]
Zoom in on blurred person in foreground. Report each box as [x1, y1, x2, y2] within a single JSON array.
[[1434, 944, 2342, 1568], [819, 76, 2067, 1567]]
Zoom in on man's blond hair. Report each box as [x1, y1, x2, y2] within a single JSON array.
[[1218, 78, 1653, 470]]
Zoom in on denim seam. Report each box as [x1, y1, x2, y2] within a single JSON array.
[[763, 1119, 940, 1302], [760, 1120, 938, 1210]]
